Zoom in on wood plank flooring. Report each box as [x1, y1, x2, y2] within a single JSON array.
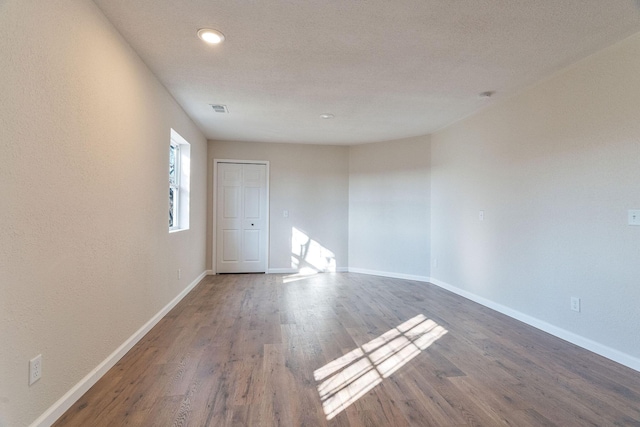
[[54, 273, 640, 426]]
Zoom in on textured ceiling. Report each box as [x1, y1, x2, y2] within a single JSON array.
[[93, 0, 640, 145]]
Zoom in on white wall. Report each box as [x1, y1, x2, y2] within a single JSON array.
[[208, 141, 349, 272], [349, 136, 431, 279], [431, 33, 640, 366], [0, 1, 208, 426]]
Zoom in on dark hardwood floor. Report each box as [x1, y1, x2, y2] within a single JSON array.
[[54, 273, 640, 426]]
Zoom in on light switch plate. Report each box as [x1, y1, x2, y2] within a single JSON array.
[[571, 297, 581, 312], [629, 210, 640, 226]]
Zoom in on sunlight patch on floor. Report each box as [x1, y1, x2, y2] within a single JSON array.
[[314, 314, 448, 420], [282, 268, 319, 284]]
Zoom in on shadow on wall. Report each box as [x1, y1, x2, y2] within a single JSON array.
[[291, 227, 336, 274]]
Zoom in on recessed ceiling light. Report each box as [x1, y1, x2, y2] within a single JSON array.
[[320, 113, 335, 119], [197, 28, 225, 44]]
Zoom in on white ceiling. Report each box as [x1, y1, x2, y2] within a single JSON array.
[[94, 0, 640, 145]]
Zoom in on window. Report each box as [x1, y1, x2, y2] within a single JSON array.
[[169, 129, 190, 231], [169, 142, 179, 229]]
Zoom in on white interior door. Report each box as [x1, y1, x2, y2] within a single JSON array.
[[216, 162, 267, 273]]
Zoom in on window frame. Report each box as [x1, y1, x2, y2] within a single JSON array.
[[169, 141, 180, 230], [169, 129, 191, 232]]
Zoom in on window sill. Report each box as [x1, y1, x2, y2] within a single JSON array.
[[169, 227, 189, 234]]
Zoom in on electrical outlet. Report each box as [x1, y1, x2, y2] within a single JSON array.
[[479, 210, 485, 221], [433, 258, 438, 268], [629, 210, 640, 226], [570, 297, 581, 312], [178, 269, 182, 279], [29, 354, 42, 385]]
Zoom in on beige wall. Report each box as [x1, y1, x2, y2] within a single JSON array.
[[208, 141, 349, 272], [349, 136, 431, 278], [4, 1, 640, 425], [0, 1, 208, 426], [431, 33, 640, 366]]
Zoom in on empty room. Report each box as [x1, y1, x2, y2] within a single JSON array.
[[3, 1, 640, 426]]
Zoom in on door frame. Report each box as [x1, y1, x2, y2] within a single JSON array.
[[212, 159, 270, 274]]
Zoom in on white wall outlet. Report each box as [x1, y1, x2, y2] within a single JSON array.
[[178, 269, 182, 279], [570, 297, 581, 312], [479, 210, 485, 221], [628, 210, 640, 226], [433, 258, 438, 268], [29, 354, 42, 385], [283, 210, 289, 218]]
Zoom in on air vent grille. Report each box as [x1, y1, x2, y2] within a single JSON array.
[[210, 104, 228, 113]]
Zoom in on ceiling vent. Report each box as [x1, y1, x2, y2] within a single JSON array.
[[210, 104, 229, 113]]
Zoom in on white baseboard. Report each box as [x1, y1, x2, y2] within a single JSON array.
[[205, 269, 215, 275], [429, 277, 640, 373], [347, 267, 430, 283], [30, 270, 208, 427], [267, 267, 349, 274]]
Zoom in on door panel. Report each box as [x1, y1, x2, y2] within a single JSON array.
[[243, 230, 260, 262], [244, 168, 261, 182], [222, 230, 239, 261], [244, 187, 260, 218], [223, 187, 240, 218], [216, 162, 267, 273]]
